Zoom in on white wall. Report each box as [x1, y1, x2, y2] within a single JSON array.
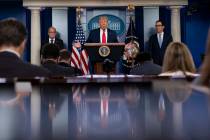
[[143, 7, 159, 49], [52, 8, 68, 48]]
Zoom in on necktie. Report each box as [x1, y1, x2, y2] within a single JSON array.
[[101, 98, 108, 128], [102, 99, 108, 115], [50, 39, 53, 44], [158, 33, 162, 48], [102, 30, 106, 43]]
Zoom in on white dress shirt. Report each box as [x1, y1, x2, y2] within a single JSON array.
[[49, 38, 55, 44], [157, 32, 164, 40]]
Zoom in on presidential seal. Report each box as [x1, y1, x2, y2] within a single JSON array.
[[99, 45, 110, 57]]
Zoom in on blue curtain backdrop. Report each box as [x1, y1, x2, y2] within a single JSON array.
[[159, 6, 171, 35], [181, 8, 187, 44], [24, 9, 31, 62], [68, 8, 76, 51], [41, 8, 52, 46], [0, 1, 25, 21], [183, 0, 210, 68], [135, 6, 144, 52]]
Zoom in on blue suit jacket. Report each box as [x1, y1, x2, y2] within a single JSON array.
[[148, 33, 173, 66], [86, 28, 118, 43]]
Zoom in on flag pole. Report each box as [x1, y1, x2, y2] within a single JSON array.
[[76, 6, 82, 26], [72, 6, 90, 75], [127, 4, 135, 43]]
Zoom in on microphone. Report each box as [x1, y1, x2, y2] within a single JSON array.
[[103, 59, 114, 74]]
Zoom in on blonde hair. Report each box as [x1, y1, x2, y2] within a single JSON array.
[[99, 16, 108, 21], [199, 29, 210, 86], [162, 42, 196, 73]]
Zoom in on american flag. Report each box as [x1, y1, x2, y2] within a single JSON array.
[[70, 20, 90, 75]]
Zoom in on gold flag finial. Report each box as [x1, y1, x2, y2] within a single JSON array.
[[127, 4, 135, 12], [76, 6, 83, 20]]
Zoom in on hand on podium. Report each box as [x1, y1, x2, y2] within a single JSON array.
[[73, 40, 81, 48]]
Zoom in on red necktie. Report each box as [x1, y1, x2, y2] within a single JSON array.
[[102, 30, 106, 43], [103, 99, 107, 115], [101, 98, 108, 128]]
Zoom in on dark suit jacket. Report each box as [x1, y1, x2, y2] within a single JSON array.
[[130, 61, 162, 75], [86, 28, 118, 43], [42, 60, 76, 77], [0, 52, 51, 78], [148, 33, 173, 66], [58, 62, 82, 76]]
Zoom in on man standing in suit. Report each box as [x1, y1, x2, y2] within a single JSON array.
[[46, 26, 64, 50], [0, 18, 51, 78], [86, 16, 118, 74], [41, 26, 64, 62], [86, 16, 118, 43], [148, 20, 173, 66]]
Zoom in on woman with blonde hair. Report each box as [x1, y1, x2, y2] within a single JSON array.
[[159, 42, 197, 77]]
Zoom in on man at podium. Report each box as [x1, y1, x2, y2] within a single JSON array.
[[86, 16, 118, 43], [85, 16, 119, 74]]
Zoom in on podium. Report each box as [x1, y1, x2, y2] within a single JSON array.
[[84, 43, 125, 74]]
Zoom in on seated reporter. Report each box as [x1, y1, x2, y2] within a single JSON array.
[[130, 52, 162, 75], [58, 49, 71, 67], [58, 49, 82, 76], [42, 44, 76, 77], [0, 18, 50, 78], [159, 42, 197, 77]]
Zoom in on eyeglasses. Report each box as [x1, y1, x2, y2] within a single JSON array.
[[155, 25, 163, 27], [49, 32, 56, 33]]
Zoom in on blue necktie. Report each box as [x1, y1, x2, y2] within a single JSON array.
[[158, 34, 162, 48]]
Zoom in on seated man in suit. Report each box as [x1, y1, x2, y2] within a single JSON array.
[[147, 20, 173, 66], [58, 49, 82, 76], [86, 16, 118, 43], [58, 49, 71, 67], [130, 52, 162, 75], [0, 18, 51, 78], [42, 44, 78, 77]]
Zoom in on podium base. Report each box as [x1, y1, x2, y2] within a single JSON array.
[[94, 62, 116, 74]]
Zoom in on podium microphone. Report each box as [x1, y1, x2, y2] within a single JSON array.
[[103, 58, 114, 74]]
